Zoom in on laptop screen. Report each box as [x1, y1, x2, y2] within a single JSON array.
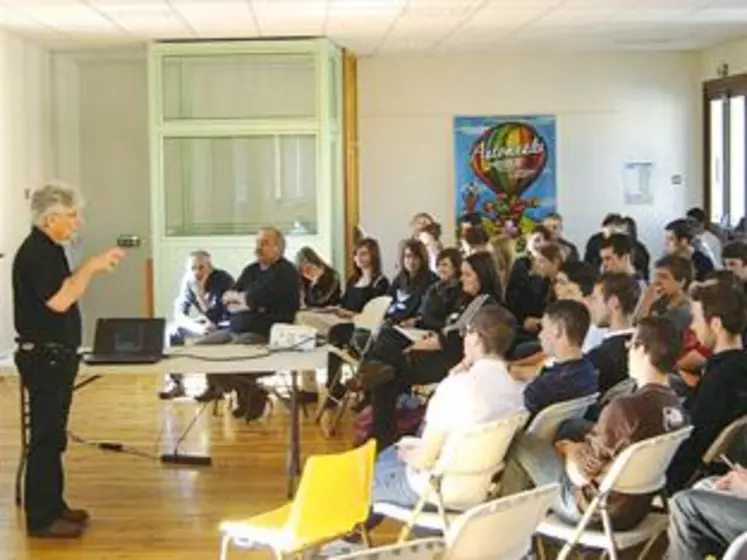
[[94, 318, 166, 355]]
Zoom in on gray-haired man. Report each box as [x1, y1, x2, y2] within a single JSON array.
[[12, 183, 124, 538]]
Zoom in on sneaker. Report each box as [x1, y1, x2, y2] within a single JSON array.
[[28, 518, 84, 539], [158, 382, 186, 400]]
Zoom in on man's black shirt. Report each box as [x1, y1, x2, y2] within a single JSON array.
[[230, 257, 300, 337], [12, 227, 82, 348]]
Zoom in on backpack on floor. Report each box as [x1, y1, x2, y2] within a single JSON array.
[[353, 396, 425, 447]]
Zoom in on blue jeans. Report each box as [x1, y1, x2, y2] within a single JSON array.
[[372, 445, 421, 508]]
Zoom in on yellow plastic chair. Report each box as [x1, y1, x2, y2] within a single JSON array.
[[219, 440, 377, 559]]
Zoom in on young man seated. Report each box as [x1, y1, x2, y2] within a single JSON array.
[[668, 466, 747, 559], [502, 316, 688, 531], [637, 254, 708, 377], [586, 272, 639, 398], [368, 305, 525, 514], [722, 241, 747, 286], [519, 300, 598, 415], [667, 281, 747, 492], [599, 233, 647, 292], [665, 218, 714, 282]]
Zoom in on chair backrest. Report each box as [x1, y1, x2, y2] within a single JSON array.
[[419, 411, 530, 509], [525, 393, 600, 441], [600, 426, 694, 495], [354, 296, 393, 331], [723, 530, 747, 560], [444, 484, 560, 560], [330, 538, 445, 559], [287, 440, 376, 542], [701, 414, 747, 465]]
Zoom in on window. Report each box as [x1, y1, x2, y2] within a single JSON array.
[[163, 135, 317, 236], [704, 75, 747, 227]]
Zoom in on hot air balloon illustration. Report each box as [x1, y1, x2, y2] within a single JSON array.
[[469, 121, 548, 197]]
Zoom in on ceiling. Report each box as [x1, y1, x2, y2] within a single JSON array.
[[0, 0, 746, 54]]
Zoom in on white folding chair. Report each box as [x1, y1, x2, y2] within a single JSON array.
[[688, 414, 747, 486], [525, 393, 600, 442], [374, 411, 530, 542], [318, 296, 392, 432], [444, 484, 560, 560], [724, 530, 747, 560], [536, 426, 694, 560]]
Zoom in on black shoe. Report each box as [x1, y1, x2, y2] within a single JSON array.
[[28, 518, 84, 539], [194, 386, 222, 403], [158, 382, 186, 400], [61, 507, 91, 525]]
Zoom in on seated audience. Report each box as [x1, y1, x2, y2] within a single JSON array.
[[667, 281, 747, 491], [722, 241, 747, 284], [360, 252, 504, 448], [668, 466, 747, 559], [406, 248, 462, 331], [417, 222, 443, 272], [457, 211, 482, 239], [600, 233, 647, 291], [520, 300, 598, 415], [160, 250, 235, 400], [623, 216, 651, 281], [409, 212, 435, 238], [542, 212, 579, 262], [505, 228, 555, 344], [385, 239, 437, 324], [554, 261, 603, 353], [296, 246, 341, 308], [584, 213, 628, 270], [489, 234, 516, 301], [368, 305, 524, 518], [461, 226, 490, 255], [321, 238, 389, 422], [586, 273, 639, 397], [636, 255, 693, 334], [665, 218, 714, 282], [503, 316, 688, 531], [687, 207, 723, 268], [196, 228, 300, 415]]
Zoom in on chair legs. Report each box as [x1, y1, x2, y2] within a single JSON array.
[[600, 510, 619, 560], [556, 495, 603, 560], [397, 497, 428, 543], [219, 535, 231, 560]]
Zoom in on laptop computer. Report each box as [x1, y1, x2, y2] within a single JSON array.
[[83, 318, 166, 365]]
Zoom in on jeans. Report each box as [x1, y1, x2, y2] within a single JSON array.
[[668, 487, 747, 559], [16, 347, 79, 531], [372, 445, 422, 508], [500, 433, 583, 525]]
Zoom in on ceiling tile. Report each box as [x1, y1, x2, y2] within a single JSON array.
[[91, 0, 194, 38], [170, 0, 258, 37], [9, 1, 121, 35], [250, 0, 326, 35]]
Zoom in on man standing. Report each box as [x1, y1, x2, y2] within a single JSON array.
[[13, 183, 124, 538], [159, 250, 234, 399]]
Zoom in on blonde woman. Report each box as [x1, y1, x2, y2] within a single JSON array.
[[490, 234, 516, 300]]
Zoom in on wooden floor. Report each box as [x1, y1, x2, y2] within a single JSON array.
[[0, 374, 397, 559]]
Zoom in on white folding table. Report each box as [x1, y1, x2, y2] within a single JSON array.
[[0, 344, 328, 504]]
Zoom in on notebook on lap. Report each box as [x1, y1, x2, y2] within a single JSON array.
[[83, 318, 166, 365]]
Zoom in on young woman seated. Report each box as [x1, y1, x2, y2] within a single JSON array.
[[367, 304, 524, 524], [400, 248, 463, 331], [360, 252, 506, 449], [296, 246, 341, 309], [385, 239, 438, 324], [320, 238, 390, 418]]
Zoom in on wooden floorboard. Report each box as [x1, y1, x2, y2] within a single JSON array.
[[0, 374, 397, 559]]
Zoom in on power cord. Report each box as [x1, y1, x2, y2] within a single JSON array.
[[171, 335, 319, 362]]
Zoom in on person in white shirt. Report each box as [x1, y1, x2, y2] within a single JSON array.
[[369, 304, 525, 515]]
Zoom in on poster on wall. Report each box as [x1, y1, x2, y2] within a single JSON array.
[[454, 115, 557, 243]]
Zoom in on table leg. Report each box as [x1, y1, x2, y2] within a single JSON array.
[[16, 382, 29, 507], [286, 369, 301, 498]]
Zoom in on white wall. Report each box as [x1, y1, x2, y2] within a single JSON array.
[[358, 51, 702, 275], [51, 50, 151, 344], [702, 36, 747, 80], [0, 31, 52, 351]]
